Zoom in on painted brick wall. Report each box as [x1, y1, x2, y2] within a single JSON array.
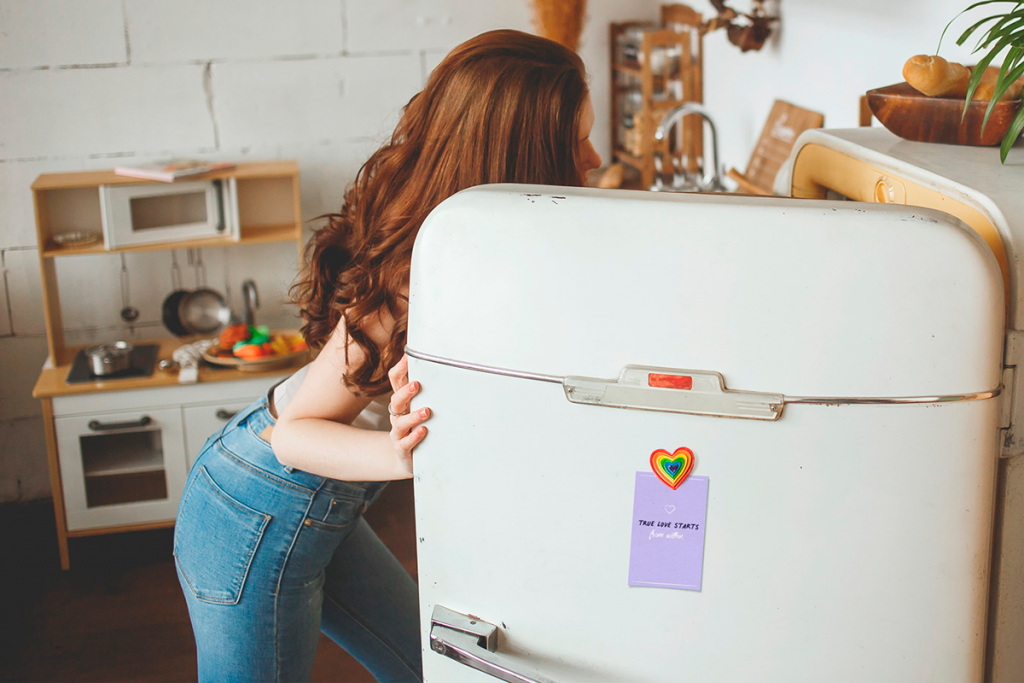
[[0, 0, 659, 502]]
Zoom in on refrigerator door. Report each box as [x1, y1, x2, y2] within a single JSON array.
[[407, 186, 1005, 682]]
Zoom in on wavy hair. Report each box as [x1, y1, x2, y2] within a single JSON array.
[[292, 29, 590, 395]]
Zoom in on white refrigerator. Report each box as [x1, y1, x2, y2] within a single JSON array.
[[406, 185, 1007, 682]]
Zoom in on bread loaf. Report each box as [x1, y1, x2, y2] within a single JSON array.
[[971, 66, 1024, 101], [903, 55, 969, 97]]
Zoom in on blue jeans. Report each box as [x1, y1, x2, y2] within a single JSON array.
[[173, 396, 422, 682]]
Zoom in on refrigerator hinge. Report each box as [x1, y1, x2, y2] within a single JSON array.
[[1000, 364, 1020, 458], [1001, 330, 1024, 458], [1005, 329, 1024, 368], [1000, 366, 1014, 431]]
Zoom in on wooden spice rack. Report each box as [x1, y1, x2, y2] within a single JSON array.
[[610, 5, 705, 190]]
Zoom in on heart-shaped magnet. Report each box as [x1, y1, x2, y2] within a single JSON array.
[[650, 447, 695, 490]]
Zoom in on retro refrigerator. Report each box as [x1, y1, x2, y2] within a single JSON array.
[[406, 181, 1014, 682]]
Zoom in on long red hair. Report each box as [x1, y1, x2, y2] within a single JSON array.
[[293, 29, 590, 395]]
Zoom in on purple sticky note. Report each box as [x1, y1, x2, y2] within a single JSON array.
[[628, 472, 709, 590]]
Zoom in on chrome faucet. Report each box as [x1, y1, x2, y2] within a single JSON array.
[[241, 279, 260, 328], [653, 103, 724, 193]]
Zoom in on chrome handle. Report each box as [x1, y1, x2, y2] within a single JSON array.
[[88, 416, 153, 431], [563, 365, 784, 421], [429, 605, 556, 683], [215, 409, 237, 420]]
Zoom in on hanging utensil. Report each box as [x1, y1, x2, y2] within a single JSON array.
[[119, 254, 140, 324], [194, 248, 207, 288], [179, 249, 231, 335], [242, 279, 259, 327], [162, 251, 191, 336], [179, 288, 232, 335]]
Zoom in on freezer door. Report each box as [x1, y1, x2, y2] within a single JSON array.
[[409, 185, 1004, 400], [407, 186, 1006, 682]]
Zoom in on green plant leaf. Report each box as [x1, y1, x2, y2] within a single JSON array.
[[954, 2, 1024, 44], [975, 16, 1024, 53], [942, 1, 1020, 50], [963, 30, 1018, 121], [981, 59, 1024, 132], [974, 12, 1024, 50], [949, 12, 1004, 50], [999, 104, 1024, 162]]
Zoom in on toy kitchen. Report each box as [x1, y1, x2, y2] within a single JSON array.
[[30, 162, 308, 572]]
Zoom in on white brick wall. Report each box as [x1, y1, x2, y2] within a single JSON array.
[[4, 248, 46, 337], [0, 0, 127, 69], [0, 0, 660, 503], [125, 0, 345, 63], [0, 66, 215, 159], [213, 54, 422, 147], [0, 416, 50, 502], [0, 336, 49, 422], [346, 0, 531, 53]]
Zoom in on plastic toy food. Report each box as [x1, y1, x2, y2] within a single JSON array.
[[215, 325, 307, 361]]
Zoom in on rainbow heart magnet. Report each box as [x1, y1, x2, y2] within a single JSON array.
[[650, 447, 695, 490]]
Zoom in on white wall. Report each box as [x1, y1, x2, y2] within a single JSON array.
[[694, 0, 991, 174], [0, 0, 660, 503]]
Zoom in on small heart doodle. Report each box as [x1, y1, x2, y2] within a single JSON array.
[[664, 505, 676, 514], [650, 447, 695, 490]]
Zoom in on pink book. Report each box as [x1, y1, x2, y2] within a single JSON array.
[[113, 160, 235, 182]]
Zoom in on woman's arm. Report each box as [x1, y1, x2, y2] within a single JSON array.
[[270, 321, 430, 481]]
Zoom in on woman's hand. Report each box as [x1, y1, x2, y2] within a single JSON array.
[[387, 354, 430, 475]]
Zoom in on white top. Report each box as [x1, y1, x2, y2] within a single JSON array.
[[272, 363, 391, 432]]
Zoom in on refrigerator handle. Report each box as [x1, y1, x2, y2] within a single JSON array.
[[430, 605, 558, 683], [563, 366, 784, 421]]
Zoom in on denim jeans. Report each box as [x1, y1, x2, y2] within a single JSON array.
[[173, 396, 422, 682]]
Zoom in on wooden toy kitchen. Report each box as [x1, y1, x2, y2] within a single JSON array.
[[30, 162, 307, 570]]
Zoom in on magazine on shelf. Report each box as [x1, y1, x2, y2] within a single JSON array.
[[113, 160, 235, 182]]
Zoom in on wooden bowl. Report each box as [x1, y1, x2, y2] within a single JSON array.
[[866, 82, 1021, 146]]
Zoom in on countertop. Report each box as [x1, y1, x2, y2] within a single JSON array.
[[33, 334, 308, 399]]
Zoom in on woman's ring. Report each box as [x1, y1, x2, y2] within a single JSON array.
[[388, 402, 406, 417]]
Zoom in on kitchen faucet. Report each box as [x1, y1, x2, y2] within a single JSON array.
[[241, 279, 259, 328], [653, 102, 725, 193]]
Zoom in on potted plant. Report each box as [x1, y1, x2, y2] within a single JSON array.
[[941, 1, 1024, 162]]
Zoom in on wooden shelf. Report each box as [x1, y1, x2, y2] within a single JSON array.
[[610, 18, 704, 191], [614, 63, 644, 78], [31, 161, 299, 191], [41, 222, 301, 257]]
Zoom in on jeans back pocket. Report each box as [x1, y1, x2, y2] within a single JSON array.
[[174, 466, 270, 605]]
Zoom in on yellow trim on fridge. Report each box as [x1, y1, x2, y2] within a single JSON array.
[[791, 143, 1010, 300]]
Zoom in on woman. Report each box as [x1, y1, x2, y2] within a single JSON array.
[[174, 29, 601, 682]]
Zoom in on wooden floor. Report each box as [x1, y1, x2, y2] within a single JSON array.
[[0, 480, 418, 682]]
